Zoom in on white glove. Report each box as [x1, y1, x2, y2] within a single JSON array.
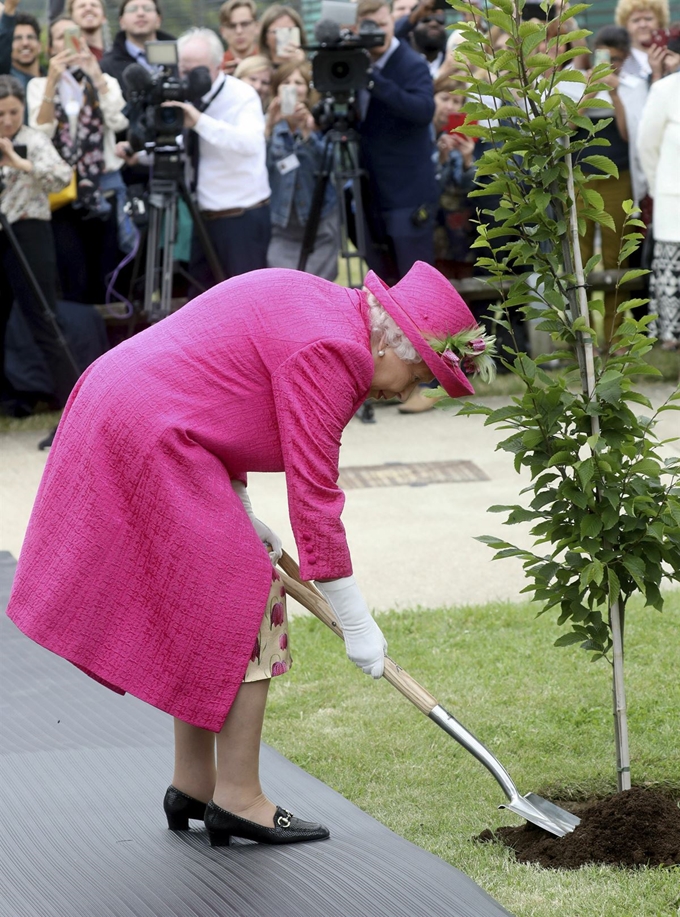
[[231, 480, 283, 564], [315, 576, 386, 678]]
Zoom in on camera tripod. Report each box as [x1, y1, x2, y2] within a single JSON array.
[[298, 117, 369, 290], [298, 116, 377, 422], [0, 173, 81, 402], [128, 145, 224, 322]]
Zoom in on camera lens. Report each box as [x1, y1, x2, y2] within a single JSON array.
[[331, 60, 350, 83]]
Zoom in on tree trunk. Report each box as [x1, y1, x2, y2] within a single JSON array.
[[610, 598, 632, 791]]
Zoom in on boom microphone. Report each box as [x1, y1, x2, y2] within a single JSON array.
[[122, 62, 153, 95], [186, 65, 212, 102], [314, 18, 342, 45]]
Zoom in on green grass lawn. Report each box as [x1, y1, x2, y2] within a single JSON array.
[[264, 589, 680, 917]]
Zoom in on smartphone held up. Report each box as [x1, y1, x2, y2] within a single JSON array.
[[280, 83, 298, 116], [63, 24, 82, 55], [275, 26, 300, 58]]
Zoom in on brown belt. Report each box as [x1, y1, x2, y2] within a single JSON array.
[[200, 198, 270, 220]]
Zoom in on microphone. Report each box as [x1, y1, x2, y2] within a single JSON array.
[[314, 18, 342, 45], [122, 63, 152, 96], [186, 65, 212, 103]]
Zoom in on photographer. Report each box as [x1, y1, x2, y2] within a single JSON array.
[[0, 75, 76, 429], [166, 28, 270, 284], [355, 0, 438, 284]]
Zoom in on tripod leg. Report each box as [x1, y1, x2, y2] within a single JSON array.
[[298, 137, 334, 273], [161, 197, 176, 315], [333, 139, 368, 289], [179, 180, 225, 286], [144, 204, 162, 319]]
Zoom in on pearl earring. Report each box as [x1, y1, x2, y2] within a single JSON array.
[[378, 349, 385, 357]]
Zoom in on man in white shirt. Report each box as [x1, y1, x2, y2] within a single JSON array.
[[166, 27, 270, 284]]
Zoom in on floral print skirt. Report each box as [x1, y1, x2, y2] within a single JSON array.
[[243, 569, 292, 682]]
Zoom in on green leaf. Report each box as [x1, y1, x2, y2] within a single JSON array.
[[622, 556, 646, 591], [581, 187, 605, 211], [576, 458, 595, 489], [487, 405, 523, 424], [607, 567, 620, 603], [581, 208, 616, 232], [618, 268, 650, 285], [580, 559, 604, 588], [581, 155, 619, 178], [559, 3, 590, 21], [580, 514, 603, 539], [554, 69, 586, 83], [629, 458, 661, 477], [486, 8, 514, 32], [583, 254, 602, 275], [487, 0, 513, 13], [507, 507, 537, 525], [554, 631, 587, 647]]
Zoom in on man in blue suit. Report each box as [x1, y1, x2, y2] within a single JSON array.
[[356, 0, 438, 284]]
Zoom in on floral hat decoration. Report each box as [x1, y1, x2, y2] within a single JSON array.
[[363, 261, 496, 398]]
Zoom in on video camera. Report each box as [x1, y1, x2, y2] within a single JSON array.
[[122, 41, 211, 149], [309, 15, 384, 101]]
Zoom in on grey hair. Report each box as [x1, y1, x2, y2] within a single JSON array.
[[364, 290, 420, 363], [178, 27, 225, 67]]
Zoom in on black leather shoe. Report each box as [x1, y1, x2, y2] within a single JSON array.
[[204, 801, 330, 847], [163, 785, 209, 830]]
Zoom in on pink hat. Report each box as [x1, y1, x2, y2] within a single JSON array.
[[363, 261, 478, 398]]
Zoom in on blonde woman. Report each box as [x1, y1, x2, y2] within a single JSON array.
[[234, 54, 273, 109], [615, 0, 670, 80]]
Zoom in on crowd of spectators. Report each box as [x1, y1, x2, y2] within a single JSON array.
[[0, 0, 679, 426]]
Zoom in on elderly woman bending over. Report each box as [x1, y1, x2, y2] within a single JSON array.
[[7, 261, 493, 847]]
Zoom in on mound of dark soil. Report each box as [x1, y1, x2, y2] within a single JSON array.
[[477, 786, 680, 869]]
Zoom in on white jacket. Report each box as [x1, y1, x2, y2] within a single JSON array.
[[637, 71, 680, 243], [27, 73, 128, 174]]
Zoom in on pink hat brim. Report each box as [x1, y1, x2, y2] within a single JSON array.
[[363, 271, 476, 399]]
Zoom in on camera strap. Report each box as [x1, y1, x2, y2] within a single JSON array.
[[187, 75, 227, 192]]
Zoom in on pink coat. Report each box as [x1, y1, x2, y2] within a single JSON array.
[[7, 270, 375, 731]]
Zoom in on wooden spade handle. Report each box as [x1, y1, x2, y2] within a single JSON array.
[[278, 550, 438, 716]]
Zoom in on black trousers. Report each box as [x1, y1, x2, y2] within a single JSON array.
[[363, 203, 436, 286], [189, 204, 271, 292], [0, 219, 78, 407], [51, 203, 120, 305]]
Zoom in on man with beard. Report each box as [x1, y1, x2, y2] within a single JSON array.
[[101, 0, 175, 99], [395, 0, 447, 76], [67, 0, 107, 60], [0, 1, 43, 92]]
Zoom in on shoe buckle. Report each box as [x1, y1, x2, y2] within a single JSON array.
[[276, 810, 292, 829]]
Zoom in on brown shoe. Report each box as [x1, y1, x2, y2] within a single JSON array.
[[398, 387, 438, 414]]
